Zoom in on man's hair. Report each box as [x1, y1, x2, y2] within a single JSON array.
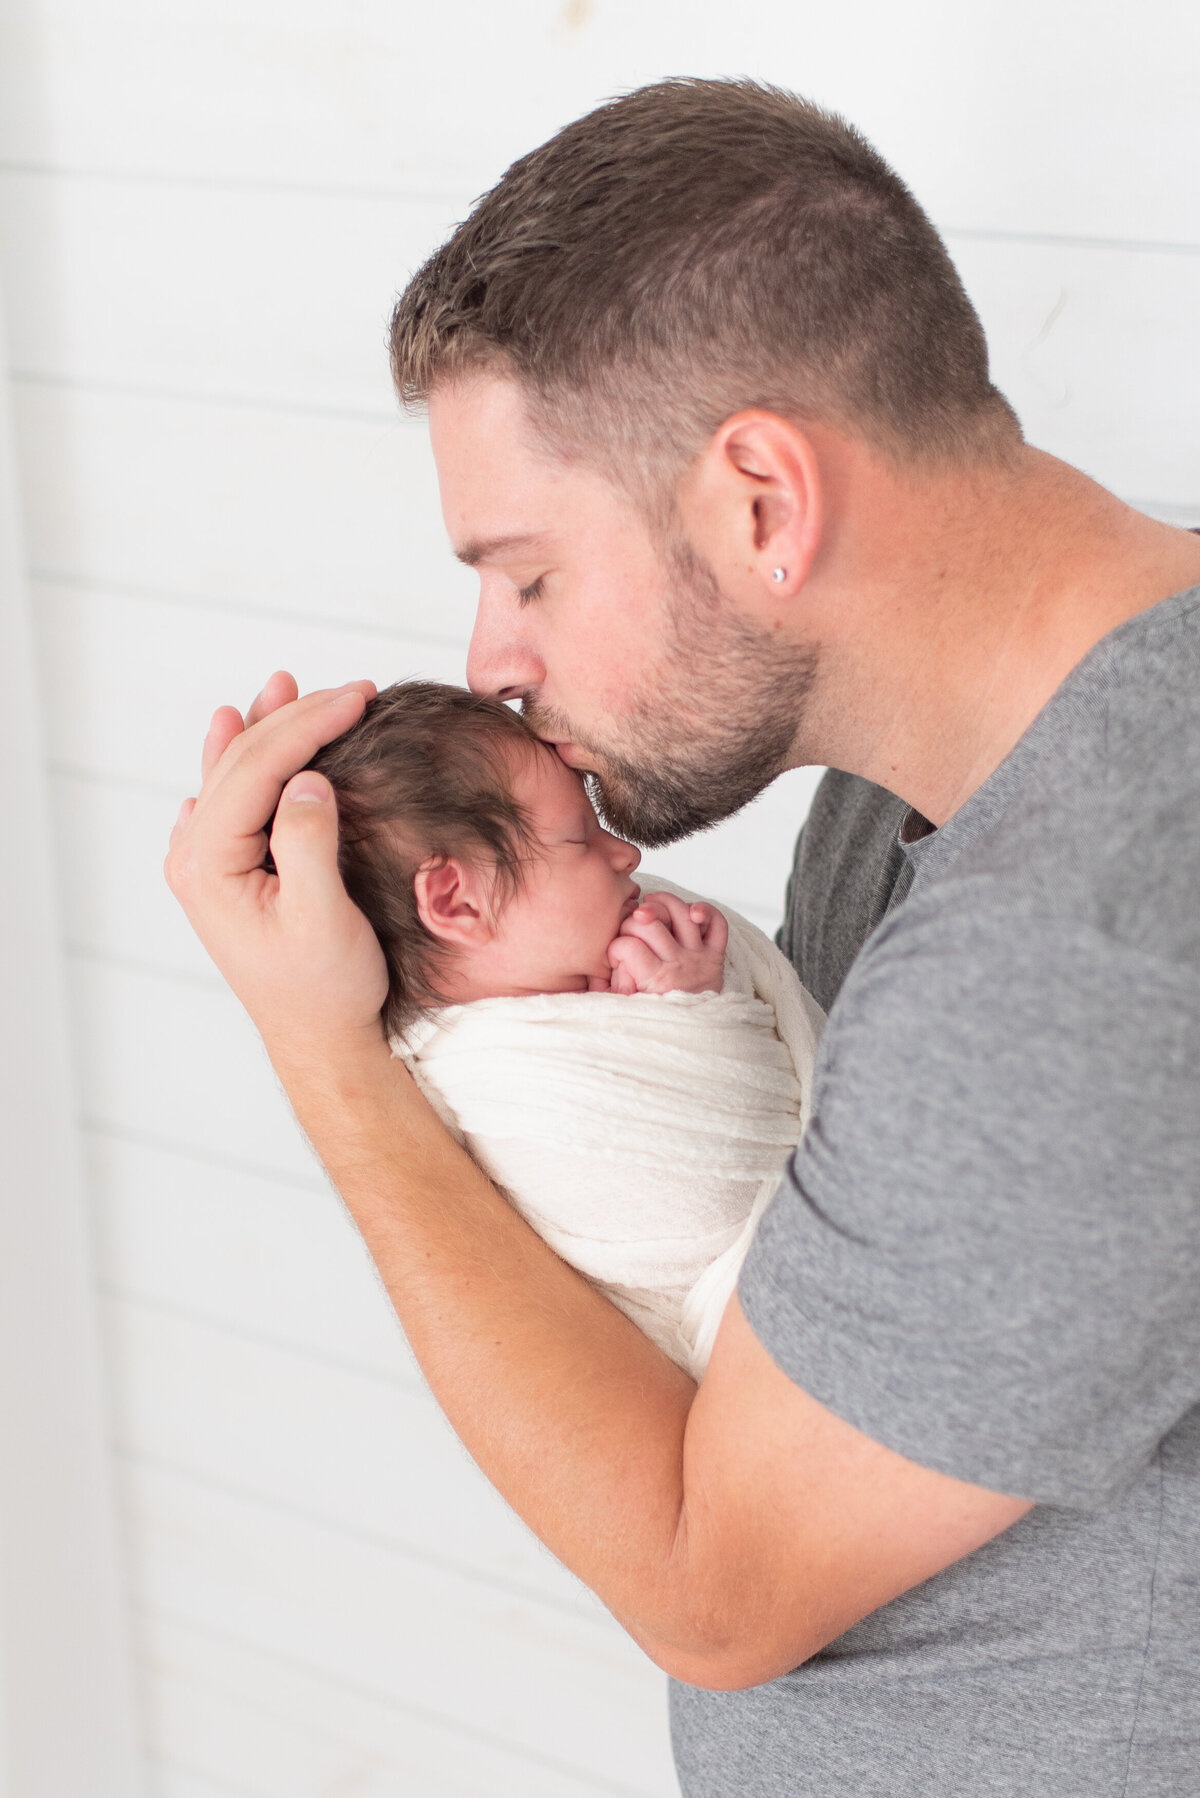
[[305, 681, 542, 1037], [390, 77, 1019, 497]]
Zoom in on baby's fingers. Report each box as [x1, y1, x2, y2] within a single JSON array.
[[621, 910, 686, 962], [698, 905, 729, 956], [639, 890, 702, 950], [608, 934, 662, 991]]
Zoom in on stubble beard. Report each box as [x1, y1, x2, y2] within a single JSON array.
[[523, 538, 820, 849]]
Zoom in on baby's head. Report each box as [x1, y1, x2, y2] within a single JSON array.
[[307, 681, 642, 1033]]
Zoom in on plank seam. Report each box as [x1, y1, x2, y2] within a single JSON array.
[[48, 760, 185, 800], [0, 159, 474, 208], [143, 1751, 258, 1798], [11, 367, 399, 426], [81, 1117, 330, 1194], [135, 1601, 667, 1798], [67, 941, 229, 992], [99, 1280, 417, 1398], [116, 1443, 596, 1625], [3, 162, 1198, 255], [943, 223, 1200, 257], [30, 566, 469, 649]]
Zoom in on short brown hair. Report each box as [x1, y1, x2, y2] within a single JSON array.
[[391, 78, 1018, 493], [305, 682, 542, 1036]]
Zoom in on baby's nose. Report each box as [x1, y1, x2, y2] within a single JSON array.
[[613, 836, 641, 873]]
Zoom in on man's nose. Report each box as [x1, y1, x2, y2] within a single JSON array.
[[465, 586, 546, 701]]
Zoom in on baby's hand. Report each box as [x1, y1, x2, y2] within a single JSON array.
[[607, 892, 729, 996]]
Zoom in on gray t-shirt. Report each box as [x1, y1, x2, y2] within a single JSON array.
[[672, 583, 1200, 1797]]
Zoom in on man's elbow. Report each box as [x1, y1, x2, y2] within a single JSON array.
[[631, 1615, 823, 1692]]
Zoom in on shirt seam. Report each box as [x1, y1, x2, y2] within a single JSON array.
[[1119, 1445, 1165, 1798]]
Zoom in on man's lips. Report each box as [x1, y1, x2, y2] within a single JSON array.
[[544, 739, 591, 770]]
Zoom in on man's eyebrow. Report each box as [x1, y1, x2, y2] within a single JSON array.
[[454, 531, 548, 568]]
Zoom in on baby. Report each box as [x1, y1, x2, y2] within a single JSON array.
[[308, 680, 823, 1377]]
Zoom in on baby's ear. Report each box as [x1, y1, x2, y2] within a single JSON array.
[[413, 855, 494, 948]]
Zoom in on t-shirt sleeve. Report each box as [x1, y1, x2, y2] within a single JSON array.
[[738, 895, 1200, 1510]]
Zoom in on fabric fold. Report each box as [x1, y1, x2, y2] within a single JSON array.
[[392, 876, 822, 1377]]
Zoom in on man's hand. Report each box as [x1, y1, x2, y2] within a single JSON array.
[[164, 670, 388, 1062], [607, 891, 729, 995]]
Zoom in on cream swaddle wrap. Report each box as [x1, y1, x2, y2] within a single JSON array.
[[392, 878, 824, 1378]]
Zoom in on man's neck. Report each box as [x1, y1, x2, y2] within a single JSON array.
[[805, 446, 1200, 827]]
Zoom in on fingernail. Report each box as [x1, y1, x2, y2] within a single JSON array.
[[286, 773, 328, 802]]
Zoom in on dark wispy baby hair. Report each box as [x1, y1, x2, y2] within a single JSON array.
[[305, 680, 544, 1036]]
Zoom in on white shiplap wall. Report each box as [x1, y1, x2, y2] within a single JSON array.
[[1, 2, 1197, 1793]]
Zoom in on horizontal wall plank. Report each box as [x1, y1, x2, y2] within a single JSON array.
[[1, 173, 1197, 510], [124, 1461, 677, 1795], [72, 956, 318, 1184], [952, 236, 1200, 511], [34, 580, 467, 789], [102, 1293, 588, 1611], [152, 1765, 244, 1798], [1, 1, 1197, 244], [50, 775, 221, 984], [143, 1609, 660, 1798], [0, 171, 459, 416], [86, 1132, 411, 1378], [14, 385, 479, 636]]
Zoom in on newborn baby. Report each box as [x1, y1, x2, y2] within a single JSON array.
[[309, 680, 823, 1377]]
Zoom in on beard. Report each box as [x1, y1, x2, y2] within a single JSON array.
[[522, 538, 819, 849]]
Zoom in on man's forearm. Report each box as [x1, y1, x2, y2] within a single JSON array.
[[270, 1029, 707, 1657], [262, 1032, 1022, 1695]]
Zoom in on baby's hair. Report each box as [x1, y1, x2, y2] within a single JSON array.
[[304, 681, 544, 1036]]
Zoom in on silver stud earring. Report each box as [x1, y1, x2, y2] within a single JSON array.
[[771, 567, 787, 583]]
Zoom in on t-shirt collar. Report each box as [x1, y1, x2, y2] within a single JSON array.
[[893, 578, 1200, 883]]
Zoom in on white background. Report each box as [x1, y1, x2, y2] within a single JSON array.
[[0, 2, 1197, 1793]]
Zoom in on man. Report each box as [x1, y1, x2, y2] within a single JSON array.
[[167, 79, 1200, 1796]]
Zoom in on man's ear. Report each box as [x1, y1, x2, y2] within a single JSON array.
[[413, 855, 496, 950], [678, 408, 824, 615]]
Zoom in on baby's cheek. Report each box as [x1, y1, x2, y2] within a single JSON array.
[[591, 924, 621, 977]]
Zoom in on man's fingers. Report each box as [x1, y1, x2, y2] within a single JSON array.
[[202, 672, 303, 783], [205, 677, 375, 788], [244, 670, 299, 730], [269, 771, 350, 919], [192, 685, 370, 856], [170, 796, 197, 844], [202, 705, 247, 781]]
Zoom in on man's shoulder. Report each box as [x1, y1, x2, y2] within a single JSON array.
[[905, 587, 1200, 972], [783, 585, 1200, 1009]]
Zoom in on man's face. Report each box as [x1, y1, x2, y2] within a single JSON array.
[[429, 373, 816, 847]]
